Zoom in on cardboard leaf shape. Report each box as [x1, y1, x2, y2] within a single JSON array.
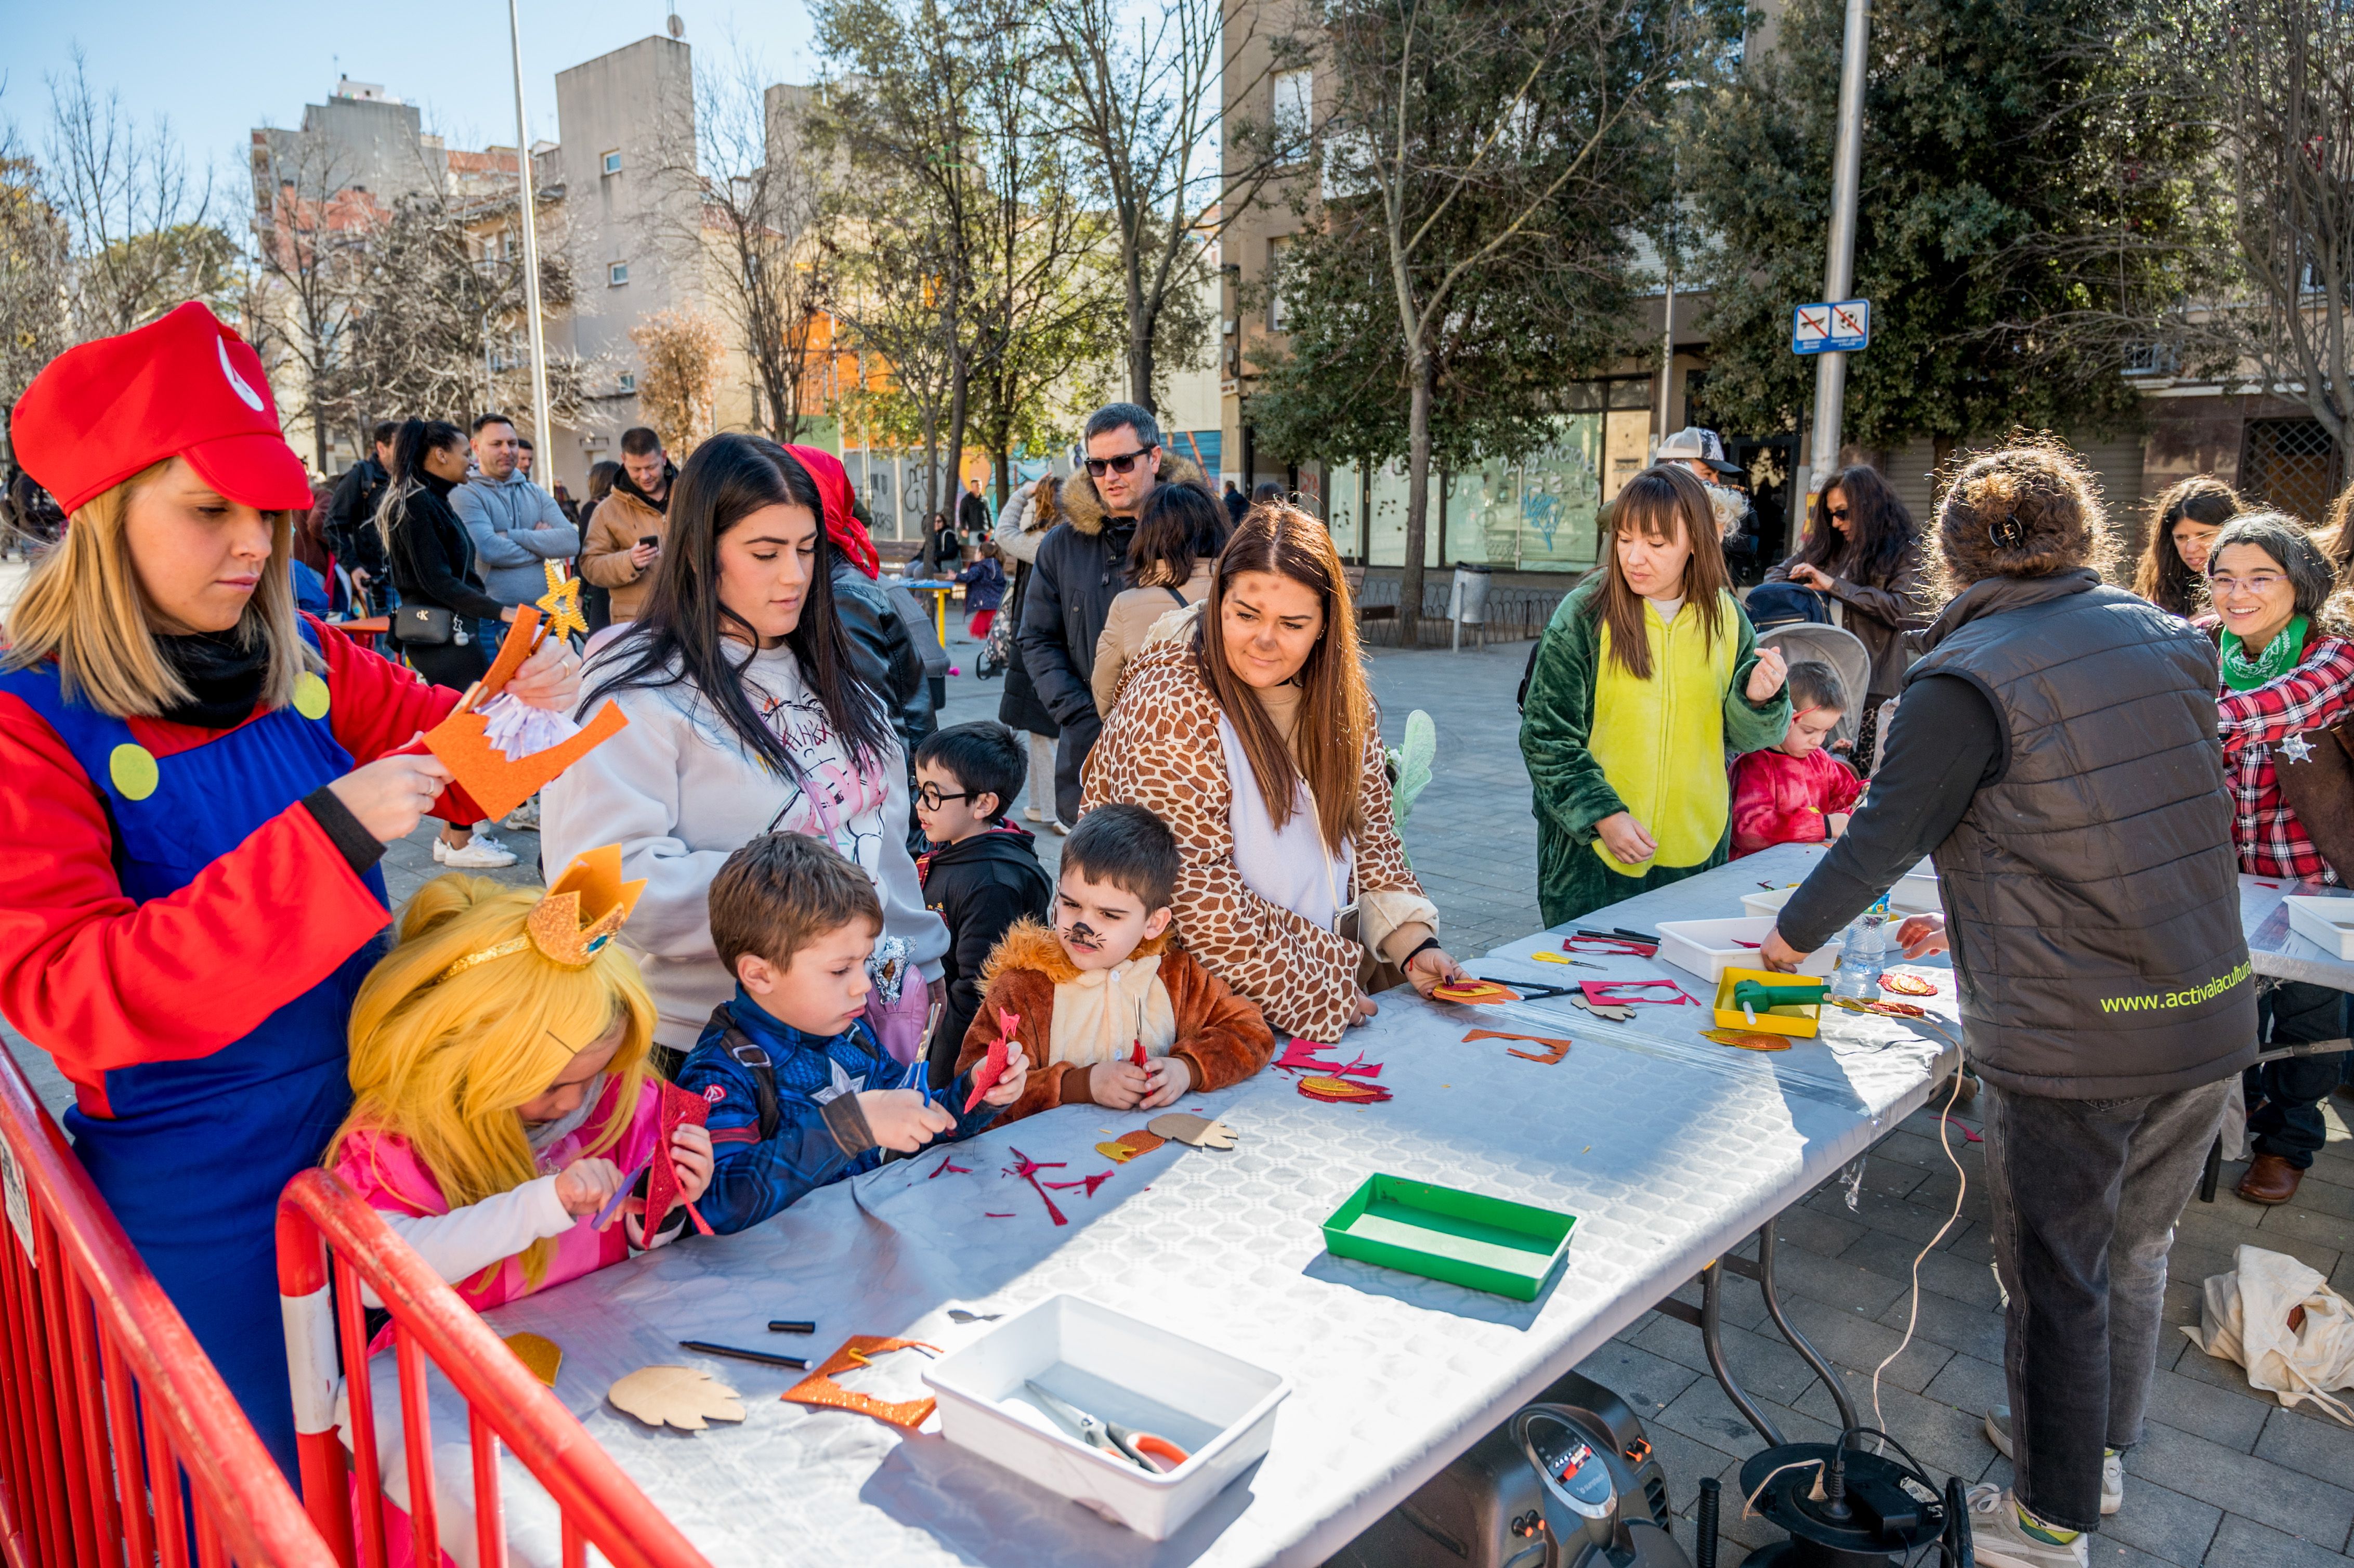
[[608, 1365, 745, 1430], [644, 1079, 709, 1235], [504, 1332, 562, 1388], [1147, 1113, 1237, 1149], [782, 1337, 938, 1428], [423, 608, 630, 821]]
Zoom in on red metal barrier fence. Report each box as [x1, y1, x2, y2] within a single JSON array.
[[276, 1169, 707, 1568], [0, 1041, 334, 1568]]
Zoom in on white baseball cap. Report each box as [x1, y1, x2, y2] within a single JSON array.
[[1656, 426, 1745, 477]]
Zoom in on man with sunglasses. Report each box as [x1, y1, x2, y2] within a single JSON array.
[[1018, 401, 1209, 828]]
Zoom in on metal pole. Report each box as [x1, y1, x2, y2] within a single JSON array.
[[1658, 274, 1676, 446], [1798, 0, 1869, 514], [507, 0, 555, 475]]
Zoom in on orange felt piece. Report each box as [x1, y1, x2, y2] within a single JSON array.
[[1701, 1027, 1792, 1052], [427, 700, 628, 824], [1464, 1029, 1571, 1065], [1095, 1129, 1165, 1163], [782, 1337, 940, 1429]]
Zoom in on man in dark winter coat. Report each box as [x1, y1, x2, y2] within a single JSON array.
[[323, 420, 397, 597], [1762, 447, 2253, 1568], [912, 722, 1054, 1088], [1019, 402, 1209, 826]]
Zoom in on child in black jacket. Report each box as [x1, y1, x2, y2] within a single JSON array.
[[912, 722, 1055, 1088]]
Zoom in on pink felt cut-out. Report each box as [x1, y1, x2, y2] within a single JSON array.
[[1273, 1039, 1384, 1078], [1042, 1171, 1115, 1198], [1007, 1147, 1068, 1224], [644, 1079, 709, 1235], [928, 1155, 971, 1179], [963, 1008, 1020, 1113], [1580, 978, 1694, 1008]]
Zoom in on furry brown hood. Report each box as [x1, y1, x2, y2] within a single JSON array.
[[979, 916, 1176, 986], [1058, 451, 1209, 537]]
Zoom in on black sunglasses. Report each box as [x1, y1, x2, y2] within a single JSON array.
[[1084, 447, 1157, 477]]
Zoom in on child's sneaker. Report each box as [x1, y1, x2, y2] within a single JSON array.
[[1982, 1407, 2121, 1513], [435, 830, 518, 869], [1966, 1485, 2087, 1568]]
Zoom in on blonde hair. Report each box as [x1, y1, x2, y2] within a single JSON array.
[[1, 459, 308, 716], [328, 874, 656, 1288]]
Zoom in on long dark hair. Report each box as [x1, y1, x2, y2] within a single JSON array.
[[581, 433, 892, 777], [1794, 464, 1917, 587], [1586, 464, 1731, 679], [1129, 481, 1226, 587], [374, 417, 466, 548], [2135, 476, 2238, 617]]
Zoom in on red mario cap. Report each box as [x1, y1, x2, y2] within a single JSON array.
[[10, 300, 315, 516]]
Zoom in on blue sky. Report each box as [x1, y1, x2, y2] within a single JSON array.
[[3, 1, 817, 187]]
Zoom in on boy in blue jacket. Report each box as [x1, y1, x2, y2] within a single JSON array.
[[678, 832, 1029, 1234]]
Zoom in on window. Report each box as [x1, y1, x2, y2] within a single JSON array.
[[619, 371, 637, 394], [608, 261, 629, 287], [2242, 417, 2339, 524], [1273, 70, 1312, 152], [1267, 235, 1295, 332], [601, 150, 622, 176]]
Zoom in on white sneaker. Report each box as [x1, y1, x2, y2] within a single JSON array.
[[1967, 1484, 2087, 1568], [435, 831, 518, 869], [1024, 806, 1046, 823], [502, 796, 540, 832], [1049, 818, 1071, 836], [1983, 1408, 2121, 1514]]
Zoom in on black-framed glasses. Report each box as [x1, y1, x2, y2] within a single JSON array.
[[1084, 447, 1157, 477], [916, 783, 975, 810]]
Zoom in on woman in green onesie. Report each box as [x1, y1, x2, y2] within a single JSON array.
[[1520, 464, 1791, 925]]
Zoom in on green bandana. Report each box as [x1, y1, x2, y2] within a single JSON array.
[[2222, 615, 2308, 692]]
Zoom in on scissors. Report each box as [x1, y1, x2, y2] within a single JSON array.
[[1024, 1381, 1189, 1473], [1471, 974, 1580, 1003], [1565, 931, 1659, 959]]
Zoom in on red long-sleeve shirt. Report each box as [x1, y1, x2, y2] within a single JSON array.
[[1729, 746, 1864, 859], [0, 617, 479, 1093]]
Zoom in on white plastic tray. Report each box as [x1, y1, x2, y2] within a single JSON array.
[[1890, 858, 1940, 915], [1741, 884, 1799, 919], [1655, 916, 1842, 982], [2284, 894, 2354, 960], [923, 1293, 1290, 1540]]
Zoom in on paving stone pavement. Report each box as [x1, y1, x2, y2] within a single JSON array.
[[6, 612, 2353, 1564]]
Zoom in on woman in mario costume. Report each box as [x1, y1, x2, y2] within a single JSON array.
[[0, 303, 581, 1475]]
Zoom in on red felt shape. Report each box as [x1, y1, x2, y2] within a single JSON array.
[[1564, 933, 1657, 958], [1580, 978, 1694, 1008], [928, 1155, 971, 1179], [963, 1008, 1020, 1113], [1042, 1170, 1116, 1198], [1298, 1074, 1393, 1104], [644, 1079, 710, 1236], [1006, 1147, 1068, 1225], [1272, 1039, 1382, 1078]]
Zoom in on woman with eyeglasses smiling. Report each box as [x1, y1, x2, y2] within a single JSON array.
[[2206, 514, 2354, 1205]]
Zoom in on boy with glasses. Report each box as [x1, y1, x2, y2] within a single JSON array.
[[1018, 401, 1208, 827], [913, 722, 1054, 1088]]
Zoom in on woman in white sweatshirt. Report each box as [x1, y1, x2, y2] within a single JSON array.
[[543, 434, 947, 1051]]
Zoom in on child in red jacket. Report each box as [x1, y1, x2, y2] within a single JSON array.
[[1730, 661, 1863, 858]]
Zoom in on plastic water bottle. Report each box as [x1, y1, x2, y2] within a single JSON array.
[[1829, 894, 1891, 999]]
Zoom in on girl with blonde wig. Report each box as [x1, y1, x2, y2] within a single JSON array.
[[328, 870, 711, 1309]]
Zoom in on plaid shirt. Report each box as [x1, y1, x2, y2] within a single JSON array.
[[2215, 633, 2354, 881]]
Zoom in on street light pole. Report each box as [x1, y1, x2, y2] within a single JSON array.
[[507, 0, 555, 474], [1796, 0, 1869, 513]]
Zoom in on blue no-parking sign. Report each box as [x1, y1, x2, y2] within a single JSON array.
[[1793, 299, 1870, 355]]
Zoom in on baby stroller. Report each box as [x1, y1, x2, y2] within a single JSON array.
[[1746, 583, 1876, 768]]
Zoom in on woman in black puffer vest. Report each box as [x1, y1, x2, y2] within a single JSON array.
[[1763, 441, 2251, 1556]]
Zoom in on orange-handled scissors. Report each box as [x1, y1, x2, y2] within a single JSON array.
[[1025, 1381, 1189, 1473]]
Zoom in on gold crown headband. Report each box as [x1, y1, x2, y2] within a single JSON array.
[[437, 844, 648, 983]]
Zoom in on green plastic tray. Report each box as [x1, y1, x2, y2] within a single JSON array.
[[1320, 1174, 1576, 1300]]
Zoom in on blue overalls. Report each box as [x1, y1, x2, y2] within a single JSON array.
[[0, 621, 385, 1477]]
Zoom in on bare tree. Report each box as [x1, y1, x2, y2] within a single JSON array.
[[1315, 0, 1686, 639], [249, 128, 374, 470], [2178, 0, 2354, 448], [630, 307, 725, 452], [0, 132, 70, 418], [42, 51, 234, 341], [639, 46, 834, 445], [816, 0, 991, 518], [1050, 0, 1313, 411]]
